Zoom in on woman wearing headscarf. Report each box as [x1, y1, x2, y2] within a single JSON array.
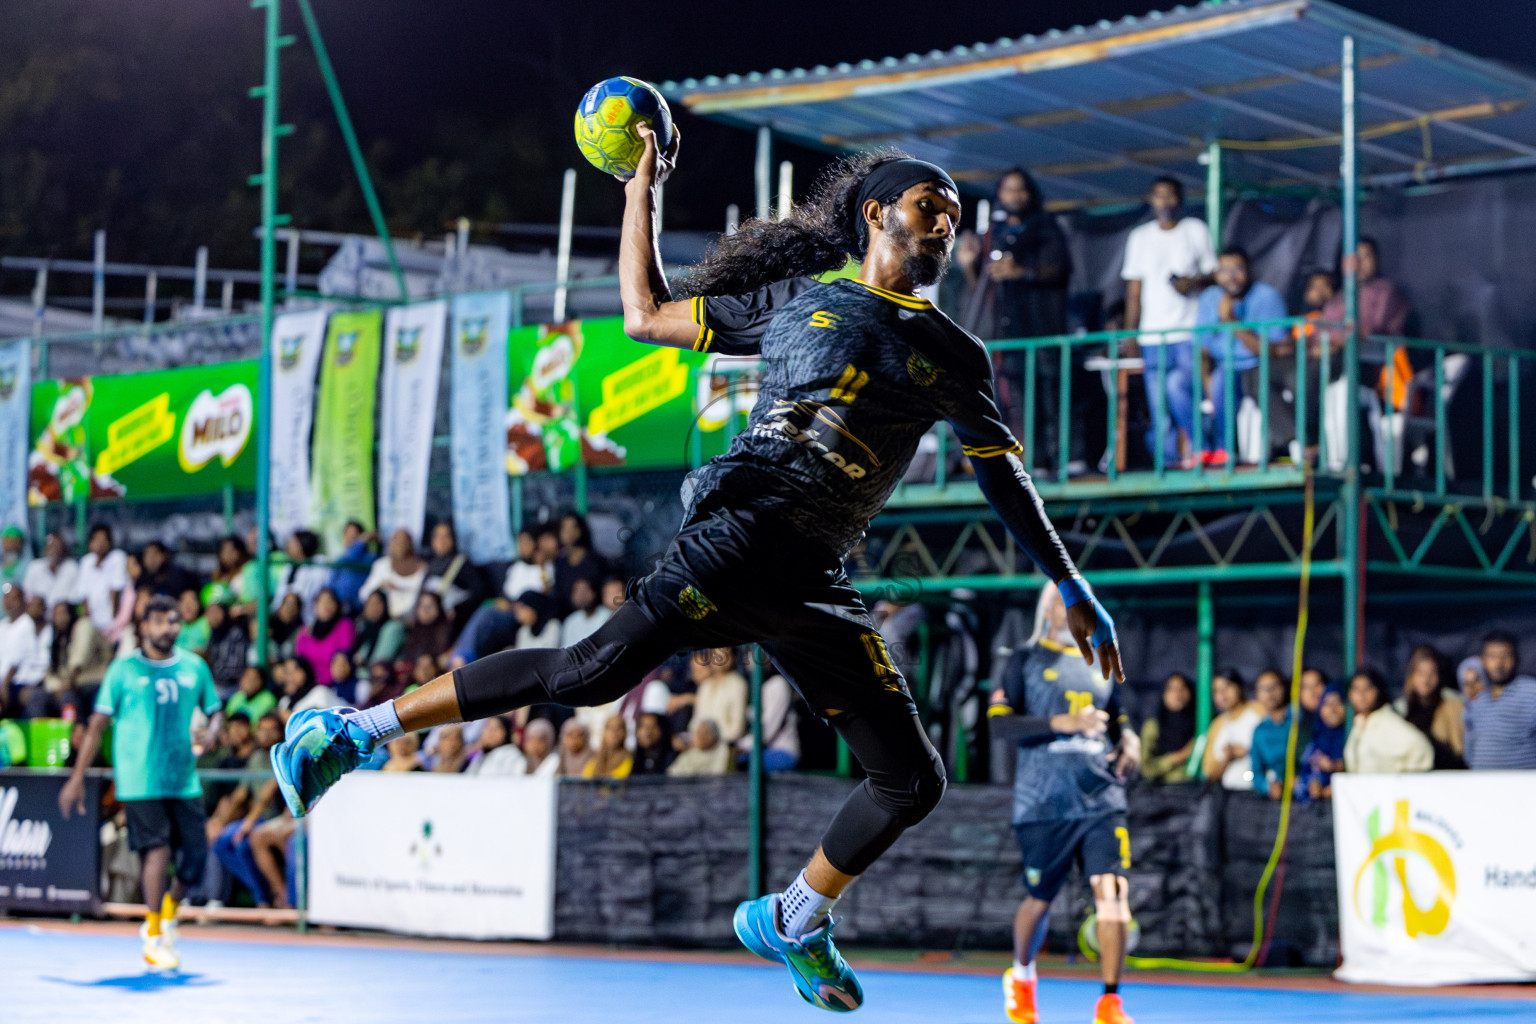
[[359, 529, 427, 621], [418, 521, 490, 635], [1392, 645, 1465, 769], [1295, 684, 1346, 800], [509, 590, 561, 650], [631, 712, 674, 776], [555, 718, 593, 777], [465, 716, 527, 776], [294, 588, 355, 687], [1139, 672, 1198, 783], [350, 591, 405, 677], [521, 718, 558, 777], [552, 513, 608, 617], [267, 592, 304, 665], [399, 591, 454, 671]]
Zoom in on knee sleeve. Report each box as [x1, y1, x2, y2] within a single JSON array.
[[818, 754, 947, 877]]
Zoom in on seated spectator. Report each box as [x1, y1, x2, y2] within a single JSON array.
[[225, 666, 277, 723], [560, 577, 611, 647], [400, 591, 454, 672], [406, 653, 439, 695], [556, 718, 593, 776], [429, 724, 469, 773], [76, 524, 131, 640], [382, 732, 424, 772], [502, 528, 551, 601], [553, 513, 608, 616], [1344, 668, 1432, 773], [351, 590, 405, 676], [0, 526, 31, 589], [632, 712, 674, 776], [249, 811, 300, 911], [736, 670, 800, 772], [327, 651, 357, 705], [583, 714, 633, 780], [275, 656, 341, 720], [1140, 672, 1197, 783], [294, 588, 355, 687], [465, 716, 527, 776], [1296, 684, 1346, 801], [359, 529, 427, 621], [175, 588, 209, 657], [229, 528, 274, 621], [22, 532, 78, 611], [42, 600, 112, 716], [267, 592, 304, 664], [272, 530, 329, 620], [0, 594, 52, 718], [668, 719, 731, 776], [1464, 631, 1536, 770], [521, 718, 558, 777], [601, 576, 626, 614], [137, 538, 197, 601], [1195, 245, 1288, 464], [212, 534, 250, 590], [1249, 669, 1297, 799], [211, 723, 284, 907], [327, 520, 375, 614], [1392, 645, 1465, 769], [419, 521, 490, 631], [201, 590, 250, 698], [1200, 668, 1263, 790], [679, 648, 748, 746], [360, 660, 403, 709]]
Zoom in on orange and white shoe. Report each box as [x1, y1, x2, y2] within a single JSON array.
[[1003, 968, 1038, 1024], [1093, 992, 1133, 1024]]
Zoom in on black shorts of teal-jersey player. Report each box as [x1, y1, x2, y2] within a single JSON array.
[[992, 635, 1132, 903]]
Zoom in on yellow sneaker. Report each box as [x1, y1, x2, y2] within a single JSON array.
[[1093, 993, 1133, 1024], [1003, 968, 1038, 1024], [140, 922, 181, 971]]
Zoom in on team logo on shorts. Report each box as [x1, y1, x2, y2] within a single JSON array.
[[678, 585, 717, 620], [906, 349, 941, 386], [1025, 867, 1041, 887]]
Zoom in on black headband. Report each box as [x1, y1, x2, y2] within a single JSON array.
[[853, 158, 958, 256]]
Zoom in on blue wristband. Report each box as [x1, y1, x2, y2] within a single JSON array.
[[1056, 576, 1116, 649], [1055, 575, 1090, 608]]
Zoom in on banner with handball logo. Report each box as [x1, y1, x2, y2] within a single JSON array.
[[378, 300, 447, 545], [310, 309, 382, 554], [1332, 772, 1536, 985], [267, 308, 329, 541], [27, 360, 257, 505], [0, 340, 31, 532], [449, 292, 515, 564]]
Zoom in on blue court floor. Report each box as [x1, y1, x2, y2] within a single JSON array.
[[4, 923, 1530, 1024]]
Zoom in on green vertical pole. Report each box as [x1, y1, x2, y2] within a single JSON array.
[[510, 476, 524, 535], [574, 462, 588, 515], [73, 500, 86, 555], [1340, 35, 1362, 673], [1057, 339, 1071, 482], [747, 648, 765, 899], [1511, 355, 1521, 503], [1482, 351, 1495, 500], [1205, 140, 1223, 249], [1196, 581, 1214, 736], [222, 482, 236, 537]]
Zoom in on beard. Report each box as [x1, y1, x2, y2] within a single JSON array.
[[885, 214, 952, 287]]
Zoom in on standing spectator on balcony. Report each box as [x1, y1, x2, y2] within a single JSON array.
[[556, 718, 594, 776], [1249, 669, 1298, 799], [1393, 645, 1465, 769], [1200, 668, 1263, 790], [1296, 684, 1347, 800], [400, 591, 454, 673], [201, 590, 248, 698], [560, 577, 611, 648], [295, 588, 355, 687], [359, 529, 426, 622], [465, 716, 527, 776], [553, 514, 608, 617], [137, 539, 197, 601], [1344, 668, 1432, 774], [1, 594, 53, 717], [584, 714, 634, 779], [1139, 672, 1197, 783], [1121, 177, 1216, 465], [419, 521, 490, 634], [1464, 631, 1536, 770], [957, 169, 1073, 469], [23, 532, 78, 611], [1195, 246, 1289, 465], [668, 718, 732, 776], [0, 527, 30, 590], [43, 600, 112, 716], [351, 591, 405, 676], [521, 717, 558, 777], [632, 712, 674, 776], [1297, 667, 1327, 738], [327, 520, 374, 614]]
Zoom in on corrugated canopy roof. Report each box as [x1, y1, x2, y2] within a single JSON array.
[[662, 0, 1536, 207]]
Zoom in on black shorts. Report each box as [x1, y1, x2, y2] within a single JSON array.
[[123, 797, 208, 886], [1013, 811, 1130, 902]]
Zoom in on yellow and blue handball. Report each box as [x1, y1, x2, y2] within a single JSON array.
[[574, 76, 674, 179]]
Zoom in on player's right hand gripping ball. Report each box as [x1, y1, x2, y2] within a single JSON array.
[[574, 76, 674, 179]]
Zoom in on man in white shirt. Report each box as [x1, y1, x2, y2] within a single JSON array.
[[75, 523, 130, 639], [22, 532, 79, 611], [1121, 177, 1216, 465], [0, 594, 53, 716]]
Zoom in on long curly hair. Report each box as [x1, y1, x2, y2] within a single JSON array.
[[674, 148, 912, 299]]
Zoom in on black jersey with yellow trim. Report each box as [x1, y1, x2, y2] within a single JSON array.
[[680, 276, 1070, 579]]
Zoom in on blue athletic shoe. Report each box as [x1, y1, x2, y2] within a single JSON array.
[[272, 708, 374, 817], [734, 894, 863, 1012]]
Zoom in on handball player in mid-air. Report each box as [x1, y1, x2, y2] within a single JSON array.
[[274, 122, 1122, 1013]]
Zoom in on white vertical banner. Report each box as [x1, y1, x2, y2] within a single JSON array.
[[378, 300, 447, 545], [0, 340, 29, 534], [1333, 772, 1536, 986], [448, 292, 515, 564], [267, 308, 328, 541], [307, 772, 558, 940]]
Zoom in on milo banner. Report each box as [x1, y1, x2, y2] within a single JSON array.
[[1333, 772, 1536, 985], [449, 292, 515, 564], [267, 308, 329, 541], [310, 309, 382, 553], [0, 341, 31, 531], [506, 317, 751, 475], [28, 362, 256, 505], [378, 301, 446, 545]]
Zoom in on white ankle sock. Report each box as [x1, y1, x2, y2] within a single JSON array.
[[778, 870, 839, 939], [1012, 960, 1036, 980], [344, 701, 403, 745]]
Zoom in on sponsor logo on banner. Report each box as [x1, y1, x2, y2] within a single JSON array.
[[0, 786, 52, 869], [1353, 799, 1457, 939], [179, 384, 254, 472], [410, 820, 443, 867], [459, 316, 489, 355], [0, 368, 16, 400], [335, 330, 361, 366], [279, 332, 305, 370], [395, 325, 423, 364]]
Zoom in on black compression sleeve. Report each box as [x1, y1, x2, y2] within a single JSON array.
[[972, 454, 1076, 583]]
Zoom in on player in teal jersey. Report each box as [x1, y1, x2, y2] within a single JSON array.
[[62, 595, 222, 970]]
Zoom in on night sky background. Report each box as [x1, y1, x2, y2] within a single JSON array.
[[2, 0, 1533, 270]]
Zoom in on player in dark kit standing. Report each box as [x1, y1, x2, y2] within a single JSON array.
[[990, 583, 1141, 1024], [273, 124, 1124, 1013]]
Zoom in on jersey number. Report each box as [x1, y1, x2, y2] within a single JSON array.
[[1064, 690, 1096, 716], [1114, 826, 1131, 869], [829, 364, 869, 404], [860, 632, 900, 685], [155, 678, 180, 705]]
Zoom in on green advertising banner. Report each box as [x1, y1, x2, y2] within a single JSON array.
[[28, 362, 257, 505], [310, 309, 382, 553], [505, 317, 753, 474]]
